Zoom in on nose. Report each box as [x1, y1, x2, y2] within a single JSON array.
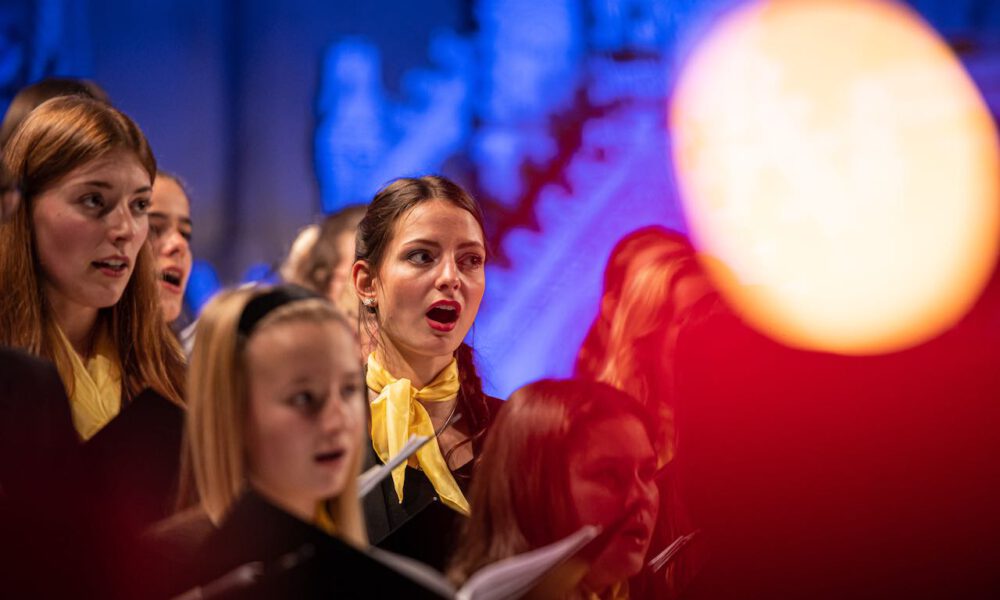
[[626, 469, 659, 517], [159, 229, 190, 259], [435, 256, 460, 291], [319, 395, 348, 434], [107, 203, 140, 245]]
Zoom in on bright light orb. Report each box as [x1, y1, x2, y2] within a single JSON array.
[[671, 0, 1000, 354]]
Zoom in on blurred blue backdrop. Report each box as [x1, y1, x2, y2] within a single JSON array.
[[2, 0, 998, 396]]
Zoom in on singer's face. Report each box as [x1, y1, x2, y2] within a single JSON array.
[[368, 199, 486, 363], [568, 414, 659, 592], [244, 319, 365, 521]]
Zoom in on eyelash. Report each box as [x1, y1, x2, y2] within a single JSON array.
[[81, 193, 105, 210], [405, 250, 485, 269], [407, 250, 434, 265], [342, 382, 362, 400], [150, 223, 193, 242], [289, 391, 323, 411], [79, 194, 151, 218], [130, 197, 151, 216], [462, 254, 485, 268]]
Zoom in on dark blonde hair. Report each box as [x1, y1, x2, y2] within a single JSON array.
[[0, 95, 184, 405], [186, 286, 366, 545], [293, 204, 367, 294]]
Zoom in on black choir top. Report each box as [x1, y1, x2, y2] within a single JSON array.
[[169, 488, 447, 600], [362, 393, 504, 571]]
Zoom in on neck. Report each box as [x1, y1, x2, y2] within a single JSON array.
[[47, 288, 100, 358], [375, 343, 453, 390]]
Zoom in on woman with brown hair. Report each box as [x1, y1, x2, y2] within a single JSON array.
[[352, 175, 502, 570], [448, 379, 660, 599], [0, 95, 186, 535], [148, 171, 194, 325]]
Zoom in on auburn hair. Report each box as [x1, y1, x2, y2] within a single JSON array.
[[0, 95, 184, 406], [447, 379, 655, 587], [186, 287, 367, 546], [575, 226, 717, 462]]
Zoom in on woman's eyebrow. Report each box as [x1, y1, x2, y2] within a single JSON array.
[[401, 238, 441, 248]]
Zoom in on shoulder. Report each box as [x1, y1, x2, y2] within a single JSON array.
[[0, 347, 78, 504], [0, 347, 66, 403], [146, 507, 216, 565], [0, 346, 73, 443]]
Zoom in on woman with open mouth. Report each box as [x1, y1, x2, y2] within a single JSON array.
[[352, 175, 503, 570], [148, 171, 193, 325], [0, 95, 187, 588]]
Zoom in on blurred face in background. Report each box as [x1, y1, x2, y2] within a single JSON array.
[[569, 413, 659, 592], [148, 175, 192, 322], [244, 318, 365, 521]]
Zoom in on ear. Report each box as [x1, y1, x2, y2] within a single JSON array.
[[352, 259, 377, 303]]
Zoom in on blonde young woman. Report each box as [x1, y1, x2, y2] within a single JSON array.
[[171, 285, 443, 598], [0, 95, 186, 538]]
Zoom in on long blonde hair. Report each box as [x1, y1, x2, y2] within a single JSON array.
[[186, 287, 366, 546], [0, 95, 184, 405]]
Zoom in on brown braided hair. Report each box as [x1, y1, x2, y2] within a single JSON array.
[[355, 176, 494, 462]]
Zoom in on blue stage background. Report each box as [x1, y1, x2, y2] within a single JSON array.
[[2, 0, 998, 396]]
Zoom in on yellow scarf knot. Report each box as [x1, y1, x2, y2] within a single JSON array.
[[54, 324, 122, 441], [367, 353, 470, 515]]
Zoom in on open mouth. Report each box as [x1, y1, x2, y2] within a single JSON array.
[[621, 520, 652, 544], [160, 268, 183, 287], [93, 259, 128, 274], [314, 449, 346, 464], [427, 306, 459, 324], [426, 300, 461, 331]]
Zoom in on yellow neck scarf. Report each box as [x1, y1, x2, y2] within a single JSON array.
[[366, 353, 470, 515], [54, 324, 122, 441]]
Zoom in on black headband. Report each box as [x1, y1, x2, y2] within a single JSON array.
[[237, 285, 322, 337]]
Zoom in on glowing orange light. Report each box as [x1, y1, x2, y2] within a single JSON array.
[[670, 0, 1000, 354]]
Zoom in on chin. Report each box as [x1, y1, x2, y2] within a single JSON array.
[[317, 474, 350, 499], [590, 546, 646, 587], [88, 289, 129, 309], [161, 300, 181, 323]]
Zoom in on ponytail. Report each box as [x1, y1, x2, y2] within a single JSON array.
[[448, 342, 493, 461]]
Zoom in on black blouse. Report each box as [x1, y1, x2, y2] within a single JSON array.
[[171, 489, 447, 600], [362, 393, 504, 571]]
